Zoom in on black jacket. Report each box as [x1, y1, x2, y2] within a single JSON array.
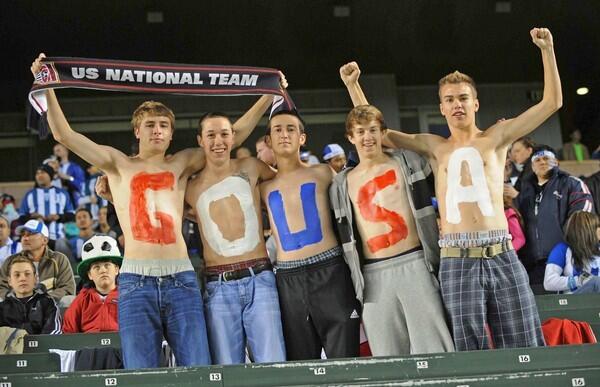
[[0, 286, 62, 334], [516, 168, 595, 264]]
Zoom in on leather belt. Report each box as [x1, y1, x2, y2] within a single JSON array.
[[206, 262, 273, 282], [441, 241, 514, 259]]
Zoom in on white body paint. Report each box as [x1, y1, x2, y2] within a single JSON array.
[[445, 147, 494, 224], [196, 176, 260, 257]]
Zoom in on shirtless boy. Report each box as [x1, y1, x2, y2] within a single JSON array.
[[185, 112, 285, 364], [330, 99, 454, 354], [260, 111, 360, 360]]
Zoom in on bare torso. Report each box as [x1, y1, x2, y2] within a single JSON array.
[[185, 158, 268, 268], [347, 156, 420, 259], [260, 164, 338, 261], [106, 154, 193, 260], [428, 134, 509, 235]]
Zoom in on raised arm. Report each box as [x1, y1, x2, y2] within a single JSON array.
[[340, 61, 436, 157], [31, 54, 125, 173], [340, 62, 369, 106], [232, 72, 288, 146], [488, 28, 562, 147]]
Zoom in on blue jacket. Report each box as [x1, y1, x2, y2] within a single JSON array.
[[516, 168, 594, 263]]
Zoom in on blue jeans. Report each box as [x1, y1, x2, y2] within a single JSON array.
[[204, 269, 286, 364], [118, 271, 211, 368]]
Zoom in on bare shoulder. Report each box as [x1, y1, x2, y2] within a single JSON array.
[[309, 164, 334, 184]]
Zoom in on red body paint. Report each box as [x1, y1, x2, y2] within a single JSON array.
[[129, 171, 176, 245], [357, 169, 408, 253]]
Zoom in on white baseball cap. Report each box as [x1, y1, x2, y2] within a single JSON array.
[[323, 144, 345, 161], [16, 219, 49, 238]]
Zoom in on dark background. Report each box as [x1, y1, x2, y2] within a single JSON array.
[[2, 0, 599, 145]]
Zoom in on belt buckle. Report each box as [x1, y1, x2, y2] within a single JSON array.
[[481, 246, 491, 259], [221, 270, 236, 282]]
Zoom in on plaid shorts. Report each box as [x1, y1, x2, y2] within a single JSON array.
[[439, 248, 545, 351]]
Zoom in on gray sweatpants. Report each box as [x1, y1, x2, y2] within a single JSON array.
[[362, 250, 455, 355]]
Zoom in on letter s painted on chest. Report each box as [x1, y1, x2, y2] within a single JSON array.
[[129, 171, 176, 245], [268, 182, 323, 251], [357, 169, 408, 253]]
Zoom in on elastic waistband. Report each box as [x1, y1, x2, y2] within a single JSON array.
[[441, 240, 514, 259], [120, 258, 194, 277], [362, 249, 425, 273], [275, 246, 343, 271], [439, 229, 512, 248], [206, 258, 270, 276]]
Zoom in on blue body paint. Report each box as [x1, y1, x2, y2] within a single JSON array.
[[268, 182, 323, 251]]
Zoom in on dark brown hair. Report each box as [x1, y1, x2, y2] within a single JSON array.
[[564, 211, 600, 271]]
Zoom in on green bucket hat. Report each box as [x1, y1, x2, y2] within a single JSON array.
[[77, 235, 123, 280]]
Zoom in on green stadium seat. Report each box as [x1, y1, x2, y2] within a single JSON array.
[[0, 352, 60, 374], [536, 294, 600, 311], [538, 308, 600, 324], [7, 344, 599, 386], [23, 332, 121, 353]]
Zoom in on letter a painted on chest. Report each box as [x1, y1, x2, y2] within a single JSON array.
[[268, 182, 323, 251], [445, 147, 494, 224], [129, 171, 176, 244], [357, 169, 408, 253]]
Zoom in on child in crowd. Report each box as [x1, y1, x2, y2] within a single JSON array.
[[544, 211, 600, 293], [0, 256, 61, 334], [63, 235, 121, 333]]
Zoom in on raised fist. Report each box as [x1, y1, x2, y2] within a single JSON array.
[[30, 53, 47, 77], [339, 61, 361, 85], [530, 28, 553, 50]]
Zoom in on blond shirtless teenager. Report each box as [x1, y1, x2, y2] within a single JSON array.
[[342, 28, 561, 350], [31, 54, 275, 368], [260, 111, 360, 360], [330, 103, 454, 355], [185, 112, 285, 364]]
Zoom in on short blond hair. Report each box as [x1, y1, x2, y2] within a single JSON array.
[[438, 71, 477, 99], [345, 105, 386, 136], [131, 101, 175, 132]]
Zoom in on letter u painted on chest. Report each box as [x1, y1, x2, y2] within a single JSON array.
[[357, 169, 408, 253], [268, 182, 323, 251], [129, 171, 176, 245]]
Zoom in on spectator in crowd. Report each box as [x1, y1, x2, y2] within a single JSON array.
[[94, 206, 117, 240], [0, 220, 75, 304], [79, 164, 107, 220], [0, 255, 61, 334], [19, 163, 75, 249], [516, 147, 595, 284], [255, 135, 277, 168], [299, 146, 320, 165], [53, 143, 86, 203], [0, 215, 21, 265], [509, 137, 535, 192], [56, 208, 95, 264], [0, 193, 20, 225], [63, 235, 121, 333], [561, 129, 590, 161], [234, 146, 252, 159], [544, 211, 600, 293], [322, 143, 347, 173], [504, 193, 525, 252], [592, 144, 600, 160], [584, 169, 600, 214]]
